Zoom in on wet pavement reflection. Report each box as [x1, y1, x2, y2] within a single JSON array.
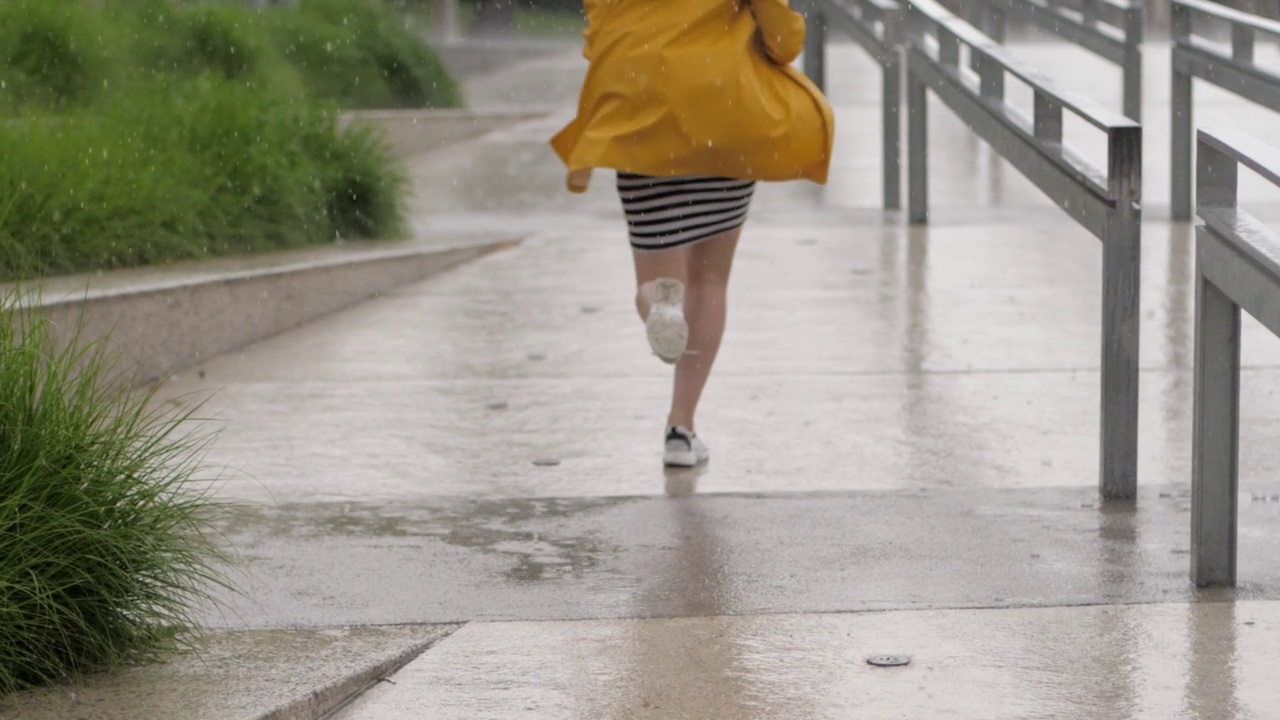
[[149, 33, 1280, 719], [203, 487, 1280, 629], [338, 602, 1280, 720]]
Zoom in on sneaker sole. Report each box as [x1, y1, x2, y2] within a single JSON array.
[[647, 310, 688, 364], [646, 279, 688, 364], [663, 450, 699, 467]]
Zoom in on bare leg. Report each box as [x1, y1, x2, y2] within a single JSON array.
[[668, 228, 742, 431]]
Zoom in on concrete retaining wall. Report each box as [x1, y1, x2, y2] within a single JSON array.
[[8, 108, 532, 386], [22, 240, 516, 385], [339, 108, 552, 160], [433, 40, 570, 79]]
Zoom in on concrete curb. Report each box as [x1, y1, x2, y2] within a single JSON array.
[[0, 625, 464, 720], [23, 239, 518, 385], [432, 38, 574, 79], [270, 625, 461, 720], [339, 108, 556, 160]]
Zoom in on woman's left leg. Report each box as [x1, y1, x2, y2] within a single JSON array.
[[631, 245, 691, 364], [667, 226, 743, 432], [631, 247, 689, 323]]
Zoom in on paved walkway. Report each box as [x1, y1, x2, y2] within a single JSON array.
[[53, 39, 1280, 718]]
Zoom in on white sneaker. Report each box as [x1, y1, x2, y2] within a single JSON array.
[[644, 278, 688, 365], [664, 426, 710, 467]]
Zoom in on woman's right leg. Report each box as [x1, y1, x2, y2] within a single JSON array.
[[667, 227, 742, 432], [629, 230, 741, 467]]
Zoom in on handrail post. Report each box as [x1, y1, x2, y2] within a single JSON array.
[[1081, 0, 1099, 29], [1122, 5, 1143, 123], [1169, 1, 1280, 223], [1171, 2, 1195, 221], [1100, 125, 1142, 501], [1191, 138, 1242, 587], [884, 12, 904, 209], [803, 0, 829, 90], [815, 0, 905, 210], [987, 3, 1007, 43], [906, 0, 1143, 502], [975, 50, 1005, 99], [968, 2, 1005, 69], [907, 65, 929, 224], [1232, 23, 1255, 63], [981, 0, 1141, 121], [1034, 91, 1063, 144], [434, 0, 459, 44], [938, 28, 961, 67]]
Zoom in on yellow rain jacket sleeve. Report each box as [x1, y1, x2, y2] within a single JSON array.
[[551, 0, 835, 185]]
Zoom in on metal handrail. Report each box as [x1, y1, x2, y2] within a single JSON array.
[[1191, 127, 1280, 588], [918, 3, 1132, 131], [991, 0, 1143, 121], [941, 0, 1144, 121], [1171, 0, 1280, 221], [802, 0, 904, 209], [905, 0, 1143, 500]]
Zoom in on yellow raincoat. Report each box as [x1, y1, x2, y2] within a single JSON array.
[[551, 0, 835, 188]]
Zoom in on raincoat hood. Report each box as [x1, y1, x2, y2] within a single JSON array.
[[551, 0, 835, 185]]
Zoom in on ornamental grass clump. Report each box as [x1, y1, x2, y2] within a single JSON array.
[[0, 0, 428, 279], [0, 298, 230, 696], [0, 78, 407, 279], [271, 0, 463, 109], [0, 0, 112, 111]]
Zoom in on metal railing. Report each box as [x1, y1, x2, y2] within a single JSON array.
[[1171, 0, 1280, 221], [905, 0, 1143, 500], [802, 0, 904, 209], [1191, 128, 1280, 587], [975, 0, 1144, 122]]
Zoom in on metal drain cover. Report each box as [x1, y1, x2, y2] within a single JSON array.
[[866, 655, 911, 667]]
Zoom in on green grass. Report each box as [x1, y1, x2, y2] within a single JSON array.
[[116, 1, 305, 93], [0, 0, 434, 696], [0, 79, 407, 279], [0, 297, 231, 696], [0, 0, 464, 114], [116, 0, 464, 111], [0, 0, 114, 111], [0, 0, 426, 279], [275, 0, 462, 109]]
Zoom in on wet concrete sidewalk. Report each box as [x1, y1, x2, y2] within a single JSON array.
[[13, 38, 1280, 719]]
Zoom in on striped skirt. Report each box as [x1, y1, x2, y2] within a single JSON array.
[[616, 172, 756, 251]]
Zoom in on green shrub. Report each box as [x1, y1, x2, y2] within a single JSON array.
[[107, 1, 305, 97], [104, 0, 184, 80], [0, 80, 407, 279], [179, 5, 264, 81], [367, 12, 462, 108], [319, 122, 410, 239], [269, 0, 463, 109], [268, 10, 381, 106], [0, 0, 113, 109], [0, 297, 230, 696], [0, 0, 429, 279], [2, 0, 462, 114], [0, 109, 205, 277]]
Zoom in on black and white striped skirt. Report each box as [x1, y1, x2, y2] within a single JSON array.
[[616, 172, 756, 251]]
